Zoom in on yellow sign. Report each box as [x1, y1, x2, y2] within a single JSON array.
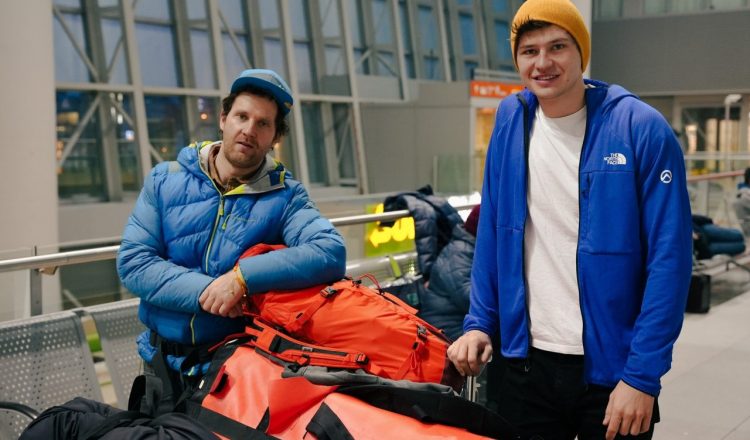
[[364, 203, 415, 257]]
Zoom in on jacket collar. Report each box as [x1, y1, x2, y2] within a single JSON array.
[[180, 141, 287, 195]]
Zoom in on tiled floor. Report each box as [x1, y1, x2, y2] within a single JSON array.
[[656, 270, 750, 439]]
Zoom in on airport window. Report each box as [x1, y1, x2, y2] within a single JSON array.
[[56, 91, 107, 201], [53, 11, 90, 83], [372, 0, 394, 45], [491, 0, 509, 13], [682, 106, 742, 174], [398, 1, 417, 78], [459, 13, 477, 56], [417, 3, 443, 80], [301, 102, 357, 187], [135, 22, 180, 87]]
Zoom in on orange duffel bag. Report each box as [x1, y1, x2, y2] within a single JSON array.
[[238, 243, 463, 391], [186, 326, 520, 439]]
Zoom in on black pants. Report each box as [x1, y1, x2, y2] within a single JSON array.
[[497, 348, 659, 440]]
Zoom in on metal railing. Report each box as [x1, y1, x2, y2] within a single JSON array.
[[1, 165, 745, 318], [0, 202, 478, 317]]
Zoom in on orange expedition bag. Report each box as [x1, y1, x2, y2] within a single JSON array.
[[238, 243, 463, 391], [187, 330, 518, 439]]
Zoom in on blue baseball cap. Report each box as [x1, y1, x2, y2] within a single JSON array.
[[230, 69, 293, 116]]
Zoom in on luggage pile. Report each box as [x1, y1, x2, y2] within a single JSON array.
[[184, 244, 520, 439]]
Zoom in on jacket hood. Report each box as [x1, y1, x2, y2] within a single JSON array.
[[177, 141, 288, 195]]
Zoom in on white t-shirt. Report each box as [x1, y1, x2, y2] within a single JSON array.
[[524, 105, 587, 355]]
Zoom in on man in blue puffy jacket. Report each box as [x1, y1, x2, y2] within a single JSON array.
[[117, 69, 346, 415], [447, 1, 692, 439]]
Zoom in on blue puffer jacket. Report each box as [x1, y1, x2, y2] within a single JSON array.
[[117, 142, 346, 369], [420, 224, 475, 341], [464, 80, 693, 396], [384, 189, 470, 340]]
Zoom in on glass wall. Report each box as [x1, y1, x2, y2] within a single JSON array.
[[594, 0, 750, 19], [52, 0, 521, 201]]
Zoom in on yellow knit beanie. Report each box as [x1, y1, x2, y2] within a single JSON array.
[[510, 0, 590, 71]]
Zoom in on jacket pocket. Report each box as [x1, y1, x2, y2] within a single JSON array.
[[580, 170, 640, 254]]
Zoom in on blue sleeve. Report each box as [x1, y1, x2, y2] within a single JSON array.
[[237, 183, 346, 292], [116, 168, 213, 312], [621, 108, 693, 395], [463, 119, 501, 338]]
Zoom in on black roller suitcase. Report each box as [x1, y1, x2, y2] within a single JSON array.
[[686, 274, 710, 313]]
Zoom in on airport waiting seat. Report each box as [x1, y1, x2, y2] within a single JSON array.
[[0, 311, 102, 439], [85, 298, 145, 410]]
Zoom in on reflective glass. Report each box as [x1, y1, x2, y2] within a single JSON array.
[[189, 97, 220, 143], [491, 0, 508, 13], [459, 13, 477, 55], [464, 60, 478, 79], [144, 95, 187, 162], [595, 0, 621, 19], [456, 0, 472, 6], [404, 54, 416, 78], [295, 43, 315, 93], [301, 103, 328, 184], [259, 0, 280, 30], [290, 0, 310, 39], [56, 91, 106, 201], [110, 93, 140, 191], [670, 0, 707, 13], [223, 33, 251, 87], [101, 18, 129, 84], [644, 0, 668, 15], [372, 0, 394, 45], [54, 12, 90, 83], [349, 0, 364, 47], [418, 5, 438, 52], [377, 52, 397, 76], [191, 30, 216, 89], [219, 0, 246, 29], [333, 104, 356, 182], [353, 48, 368, 74], [137, 23, 179, 87], [325, 46, 347, 75], [424, 57, 442, 80], [55, 0, 81, 7], [706, 0, 745, 10], [494, 20, 511, 60], [186, 0, 207, 19], [263, 38, 287, 79], [134, 0, 170, 20], [319, 0, 341, 38], [97, 0, 118, 7]]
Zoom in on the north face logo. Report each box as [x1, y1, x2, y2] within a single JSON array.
[[604, 153, 627, 165]]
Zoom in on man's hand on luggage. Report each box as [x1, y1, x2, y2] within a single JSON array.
[[603, 380, 654, 440], [446, 330, 492, 376], [199, 271, 245, 317]]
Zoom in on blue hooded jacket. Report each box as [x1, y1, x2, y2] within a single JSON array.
[[464, 80, 692, 396], [117, 142, 346, 369]]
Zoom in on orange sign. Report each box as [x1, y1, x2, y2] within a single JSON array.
[[470, 81, 524, 99]]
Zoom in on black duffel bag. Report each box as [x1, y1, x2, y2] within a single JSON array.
[[19, 396, 217, 440]]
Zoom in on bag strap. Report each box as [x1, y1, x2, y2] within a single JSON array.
[[337, 384, 522, 439], [305, 403, 355, 440], [185, 401, 279, 440], [246, 319, 372, 371], [283, 285, 339, 334]]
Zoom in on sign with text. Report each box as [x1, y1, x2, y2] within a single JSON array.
[[470, 80, 524, 99], [364, 203, 415, 257]]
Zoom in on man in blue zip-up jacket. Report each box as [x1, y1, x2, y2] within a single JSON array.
[[447, 1, 692, 439], [117, 69, 346, 415]]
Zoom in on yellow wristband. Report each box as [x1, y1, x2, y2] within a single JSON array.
[[234, 264, 248, 295]]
